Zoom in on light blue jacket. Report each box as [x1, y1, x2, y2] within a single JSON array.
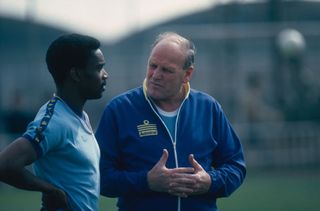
[[96, 82, 246, 211]]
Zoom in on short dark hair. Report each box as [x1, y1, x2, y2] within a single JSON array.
[[152, 32, 195, 70], [46, 33, 101, 85]]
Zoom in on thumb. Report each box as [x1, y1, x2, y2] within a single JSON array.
[[156, 149, 169, 168], [189, 154, 203, 172]]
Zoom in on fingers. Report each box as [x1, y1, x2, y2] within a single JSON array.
[[169, 186, 192, 198], [188, 154, 204, 172], [170, 176, 196, 187], [155, 149, 169, 168], [168, 176, 196, 198], [147, 149, 170, 192], [171, 167, 194, 174]]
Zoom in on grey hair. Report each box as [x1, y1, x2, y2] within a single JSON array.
[[152, 32, 195, 70]]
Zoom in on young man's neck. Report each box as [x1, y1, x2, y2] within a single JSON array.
[[56, 88, 85, 117]]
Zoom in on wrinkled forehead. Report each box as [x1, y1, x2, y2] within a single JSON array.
[[151, 40, 185, 58]]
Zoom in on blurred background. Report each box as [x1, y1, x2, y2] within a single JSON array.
[[1, 0, 320, 210]]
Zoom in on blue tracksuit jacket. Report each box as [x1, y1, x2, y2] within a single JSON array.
[[95, 82, 246, 211]]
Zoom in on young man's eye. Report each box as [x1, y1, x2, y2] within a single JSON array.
[[97, 65, 104, 71]]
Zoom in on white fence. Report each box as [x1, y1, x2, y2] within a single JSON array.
[[235, 121, 320, 168]]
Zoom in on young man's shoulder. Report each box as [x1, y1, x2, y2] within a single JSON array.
[[33, 99, 76, 131]]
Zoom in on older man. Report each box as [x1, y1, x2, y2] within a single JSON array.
[[96, 32, 245, 211]]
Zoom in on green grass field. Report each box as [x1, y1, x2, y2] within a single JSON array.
[[1, 168, 319, 211]]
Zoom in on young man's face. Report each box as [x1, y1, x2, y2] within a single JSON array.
[[78, 49, 108, 100]]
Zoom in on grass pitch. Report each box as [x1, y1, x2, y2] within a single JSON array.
[[1, 168, 319, 211]]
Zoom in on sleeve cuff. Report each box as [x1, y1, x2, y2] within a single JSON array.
[[23, 134, 43, 158]]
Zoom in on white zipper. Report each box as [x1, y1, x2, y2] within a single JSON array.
[[146, 96, 187, 211]]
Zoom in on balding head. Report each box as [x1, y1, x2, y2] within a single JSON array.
[[151, 32, 195, 70]]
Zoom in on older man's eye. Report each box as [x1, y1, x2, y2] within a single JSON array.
[[162, 68, 174, 73], [149, 64, 157, 69]]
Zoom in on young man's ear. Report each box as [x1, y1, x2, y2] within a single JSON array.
[[70, 67, 81, 82]]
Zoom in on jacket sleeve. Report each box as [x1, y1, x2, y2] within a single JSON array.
[[206, 103, 246, 198], [95, 105, 150, 197]]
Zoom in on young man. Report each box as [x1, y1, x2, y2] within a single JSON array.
[[96, 32, 246, 211], [0, 33, 108, 210]]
